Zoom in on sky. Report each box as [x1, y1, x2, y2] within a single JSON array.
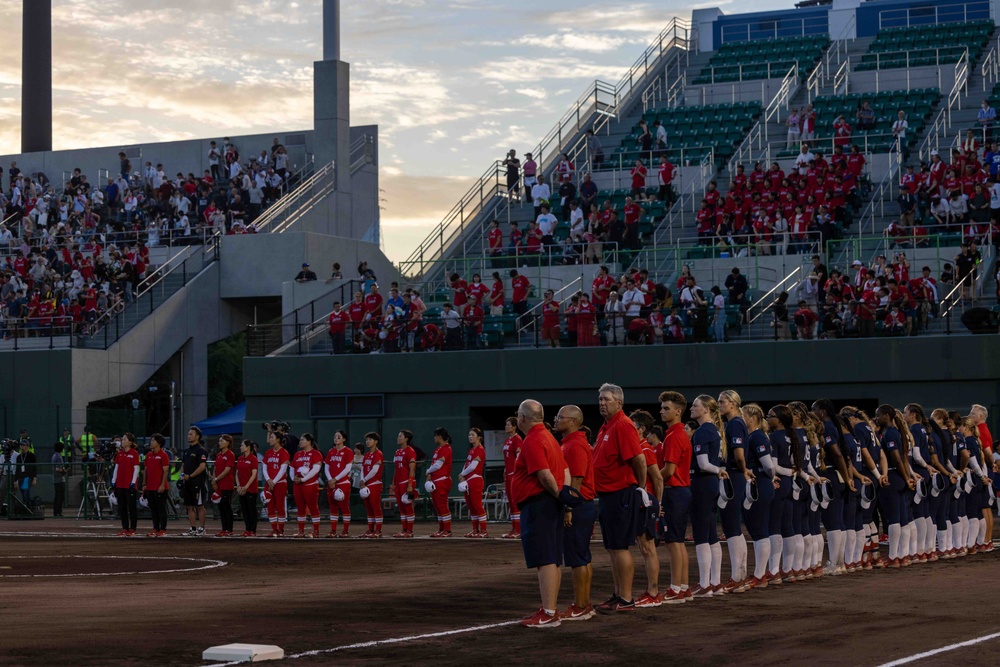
[[0, 0, 797, 262]]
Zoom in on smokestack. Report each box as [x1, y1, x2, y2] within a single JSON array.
[[21, 0, 52, 153], [323, 0, 340, 61]]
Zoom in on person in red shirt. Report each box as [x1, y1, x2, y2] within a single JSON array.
[[591, 265, 615, 315], [657, 157, 675, 204], [630, 159, 647, 199], [630, 410, 666, 608], [363, 284, 383, 322], [211, 434, 237, 537], [359, 433, 385, 538], [112, 433, 141, 536], [793, 300, 818, 340], [468, 273, 489, 306], [142, 433, 172, 537], [576, 293, 598, 347], [347, 291, 366, 332], [487, 220, 503, 257], [463, 296, 484, 350], [510, 269, 530, 325], [425, 427, 454, 538], [235, 439, 260, 537], [324, 430, 354, 537], [450, 272, 468, 308], [511, 399, 569, 629], [328, 301, 350, 355], [501, 417, 523, 538], [392, 429, 418, 538], [555, 404, 598, 621], [488, 272, 505, 316], [970, 404, 995, 548], [525, 221, 543, 254], [541, 290, 560, 348], [262, 430, 290, 537], [291, 434, 324, 538], [593, 383, 647, 613], [658, 391, 693, 603], [461, 428, 489, 538]]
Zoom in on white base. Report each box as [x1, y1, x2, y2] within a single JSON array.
[[203, 644, 285, 662]]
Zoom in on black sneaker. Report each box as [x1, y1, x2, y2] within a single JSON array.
[[594, 595, 622, 614]]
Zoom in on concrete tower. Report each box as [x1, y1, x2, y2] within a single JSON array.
[[21, 0, 52, 153]]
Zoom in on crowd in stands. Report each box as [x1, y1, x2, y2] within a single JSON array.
[[0, 137, 299, 338]]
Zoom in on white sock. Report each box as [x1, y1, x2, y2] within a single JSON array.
[[827, 530, 843, 567], [888, 523, 901, 560], [734, 535, 748, 580], [978, 517, 988, 545], [696, 543, 711, 589], [855, 529, 866, 563], [754, 539, 771, 579], [903, 523, 914, 557], [792, 535, 805, 571], [915, 519, 926, 555], [844, 530, 855, 566], [811, 534, 822, 567], [726, 536, 740, 580], [936, 529, 947, 553], [967, 518, 979, 549], [769, 535, 783, 574], [710, 542, 723, 586], [958, 516, 968, 550]]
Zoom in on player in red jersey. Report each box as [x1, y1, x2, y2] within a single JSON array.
[[462, 428, 489, 538], [630, 410, 666, 608], [360, 432, 385, 537], [324, 430, 354, 537], [112, 433, 141, 536], [392, 430, 418, 538], [502, 416, 523, 538], [262, 430, 290, 536], [426, 427, 454, 537], [235, 439, 260, 537], [142, 433, 171, 537], [211, 434, 237, 537], [291, 434, 324, 537]]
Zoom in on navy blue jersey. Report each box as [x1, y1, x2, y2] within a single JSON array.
[[909, 424, 929, 474], [843, 431, 863, 473], [947, 431, 961, 467], [853, 423, 878, 469], [745, 429, 771, 472], [770, 429, 793, 469], [724, 416, 749, 469], [955, 433, 969, 467], [880, 427, 903, 470], [965, 435, 981, 462], [821, 420, 841, 469], [795, 428, 812, 469], [928, 430, 944, 467], [691, 422, 723, 476]]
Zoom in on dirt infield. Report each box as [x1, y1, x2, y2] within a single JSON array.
[[2, 520, 999, 666]]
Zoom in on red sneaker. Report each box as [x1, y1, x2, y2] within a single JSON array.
[[127, 530, 136, 537], [464, 531, 479, 538], [429, 531, 443, 538], [326, 532, 338, 538], [292, 531, 306, 539], [392, 532, 408, 538], [116, 530, 129, 537], [634, 592, 662, 608], [661, 588, 690, 604], [145, 531, 158, 538], [501, 531, 520, 539], [689, 585, 714, 598], [475, 532, 490, 539], [338, 532, 350, 538], [561, 603, 596, 621], [595, 597, 635, 613], [215, 531, 228, 537], [721, 578, 741, 594], [156, 530, 168, 537], [520, 608, 560, 628]]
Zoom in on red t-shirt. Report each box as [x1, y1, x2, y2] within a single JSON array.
[[468, 281, 489, 304], [511, 423, 567, 505], [639, 439, 658, 495], [542, 300, 560, 327], [490, 280, 505, 308], [591, 274, 615, 305], [291, 449, 323, 486], [214, 449, 236, 491], [143, 449, 170, 492], [451, 279, 468, 307], [328, 310, 350, 334], [263, 447, 290, 485], [512, 275, 530, 303], [393, 446, 416, 486], [488, 227, 503, 250], [429, 444, 453, 484], [113, 448, 141, 489], [593, 410, 642, 493], [236, 454, 259, 493], [464, 445, 485, 480], [325, 446, 354, 487], [364, 293, 383, 316], [561, 430, 596, 501], [631, 166, 647, 189], [347, 302, 365, 324], [661, 422, 692, 487], [363, 449, 384, 487], [978, 423, 994, 453], [503, 433, 522, 476]]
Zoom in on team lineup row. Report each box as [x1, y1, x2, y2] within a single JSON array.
[[504, 387, 996, 628]]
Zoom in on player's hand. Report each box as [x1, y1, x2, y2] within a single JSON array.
[[847, 479, 856, 493], [984, 476, 993, 486], [773, 477, 780, 490], [861, 476, 872, 486], [407, 484, 414, 494], [950, 473, 960, 484], [563, 511, 572, 528], [31, 478, 36, 487], [717, 470, 729, 481], [906, 477, 916, 490], [744, 469, 755, 482], [879, 475, 889, 487]]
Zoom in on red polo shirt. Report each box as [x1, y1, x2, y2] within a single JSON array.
[[560, 430, 596, 501], [978, 422, 994, 453], [511, 423, 566, 505], [593, 410, 642, 494], [661, 422, 692, 487]]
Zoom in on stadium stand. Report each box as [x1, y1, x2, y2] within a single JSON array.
[[857, 19, 994, 70], [692, 35, 830, 84]]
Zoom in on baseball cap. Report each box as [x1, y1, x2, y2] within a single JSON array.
[[852, 260, 863, 267], [301, 262, 309, 268]]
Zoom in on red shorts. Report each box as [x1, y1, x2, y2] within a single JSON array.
[[541, 324, 560, 341]]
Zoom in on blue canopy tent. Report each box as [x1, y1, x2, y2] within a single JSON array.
[[193, 402, 245, 436]]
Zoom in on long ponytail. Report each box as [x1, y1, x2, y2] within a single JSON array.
[[876, 404, 910, 459], [696, 394, 727, 461], [772, 404, 803, 471]]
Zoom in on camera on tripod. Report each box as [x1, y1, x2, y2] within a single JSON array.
[[0, 439, 17, 457], [261, 420, 289, 432]]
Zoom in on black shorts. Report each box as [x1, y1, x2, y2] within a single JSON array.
[[563, 500, 598, 568], [181, 479, 205, 507], [660, 486, 692, 544], [597, 485, 640, 550], [642, 495, 660, 540], [520, 494, 563, 569]]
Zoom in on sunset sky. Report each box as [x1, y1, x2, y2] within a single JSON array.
[[0, 0, 795, 261]]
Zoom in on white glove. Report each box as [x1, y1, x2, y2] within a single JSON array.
[[638, 487, 652, 508], [359, 486, 370, 499], [333, 488, 345, 501], [458, 480, 469, 493], [424, 480, 436, 493], [401, 493, 412, 505]]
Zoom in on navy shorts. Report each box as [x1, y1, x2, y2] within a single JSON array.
[[720, 478, 745, 539], [641, 495, 660, 540], [660, 486, 691, 544], [597, 485, 640, 550], [520, 494, 563, 569], [563, 500, 598, 568]]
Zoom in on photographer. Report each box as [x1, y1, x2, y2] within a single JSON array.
[[15, 440, 36, 508], [179, 426, 208, 537], [111, 433, 140, 536]]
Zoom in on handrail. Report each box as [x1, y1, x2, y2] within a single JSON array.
[[642, 77, 662, 113], [748, 266, 802, 324], [807, 15, 856, 102], [253, 160, 336, 233], [516, 276, 585, 336], [727, 62, 798, 175], [981, 34, 1000, 91]]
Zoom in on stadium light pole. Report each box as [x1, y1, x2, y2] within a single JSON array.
[[21, 0, 53, 153]]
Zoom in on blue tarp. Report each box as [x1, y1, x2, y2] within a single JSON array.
[[193, 402, 245, 436]]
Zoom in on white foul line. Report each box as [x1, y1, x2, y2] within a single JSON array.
[[876, 631, 1000, 667], [0, 555, 228, 578], [201, 620, 520, 667]]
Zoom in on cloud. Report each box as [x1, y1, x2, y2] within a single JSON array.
[[475, 57, 627, 83], [515, 87, 547, 99], [511, 32, 648, 53]]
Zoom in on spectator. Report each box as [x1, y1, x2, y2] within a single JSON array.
[[785, 107, 801, 149], [654, 119, 667, 152], [657, 156, 676, 205], [441, 302, 462, 350], [294, 263, 317, 282], [833, 115, 852, 147], [531, 174, 550, 220], [487, 219, 503, 260], [898, 187, 917, 227], [724, 267, 748, 307], [793, 299, 818, 340], [540, 289, 561, 348], [773, 291, 790, 339], [536, 204, 557, 246], [979, 99, 996, 143], [558, 179, 576, 222], [523, 152, 538, 200], [630, 159, 647, 200], [856, 100, 876, 131], [801, 104, 816, 142], [325, 262, 343, 283], [579, 172, 598, 213], [605, 290, 625, 344], [51, 441, 67, 517], [16, 440, 36, 506], [503, 149, 521, 201], [586, 129, 604, 169], [710, 285, 726, 343], [510, 269, 530, 325], [930, 194, 951, 228]]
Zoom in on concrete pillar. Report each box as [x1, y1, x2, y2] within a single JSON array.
[[323, 0, 341, 62], [313, 59, 353, 237], [21, 0, 52, 153]]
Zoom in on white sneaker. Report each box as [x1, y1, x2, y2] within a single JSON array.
[[181, 527, 198, 536], [195, 527, 206, 536]]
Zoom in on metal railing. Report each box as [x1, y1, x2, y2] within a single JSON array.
[[695, 60, 802, 87], [806, 15, 857, 102], [981, 35, 1000, 91], [516, 276, 585, 336], [747, 265, 802, 324], [878, 2, 991, 30], [252, 160, 335, 233], [728, 63, 799, 175], [825, 232, 983, 277], [917, 54, 970, 161], [719, 17, 829, 44]]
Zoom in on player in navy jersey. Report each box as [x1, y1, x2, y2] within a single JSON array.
[[788, 402, 818, 580], [931, 408, 963, 557], [903, 404, 935, 561], [765, 405, 804, 586], [875, 404, 917, 567], [838, 413, 870, 571], [718, 390, 750, 592], [925, 409, 957, 558], [811, 399, 855, 575], [736, 403, 775, 591], [688, 395, 728, 597], [958, 417, 992, 553], [841, 406, 888, 569]]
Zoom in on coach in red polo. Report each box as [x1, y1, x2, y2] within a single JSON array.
[[593, 383, 647, 613], [512, 399, 569, 629]]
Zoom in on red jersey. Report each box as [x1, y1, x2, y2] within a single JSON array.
[[591, 274, 615, 305], [468, 281, 489, 304], [978, 423, 993, 453], [630, 165, 647, 189], [503, 433, 522, 476], [487, 227, 503, 250], [561, 430, 596, 501], [510, 423, 567, 505], [658, 161, 675, 186], [623, 202, 641, 225], [512, 275, 530, 303], [347, 301, 365, 324], [291, 449, 323, 486], [263, 446, 290, 485], [429, 444, 453, 484], [236, 454, 259, 493], [214, 449, 236, 491], [593, 410, 642, 493], [143, 449, 170, 492], [325, 446, 353, 487], [362, 448, 384, 486], [113, 448, 141, 489], [328, 309, 350, 334], [490, 280, 505, 308], [661, 422, 692, 487], [542, 299, 560, 327], [451, 279, 468, 307], [463, 445, 485, 480], [393, 446, 416, 485], [364, 293, 383, 316], [639, 439, 658, 495]]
